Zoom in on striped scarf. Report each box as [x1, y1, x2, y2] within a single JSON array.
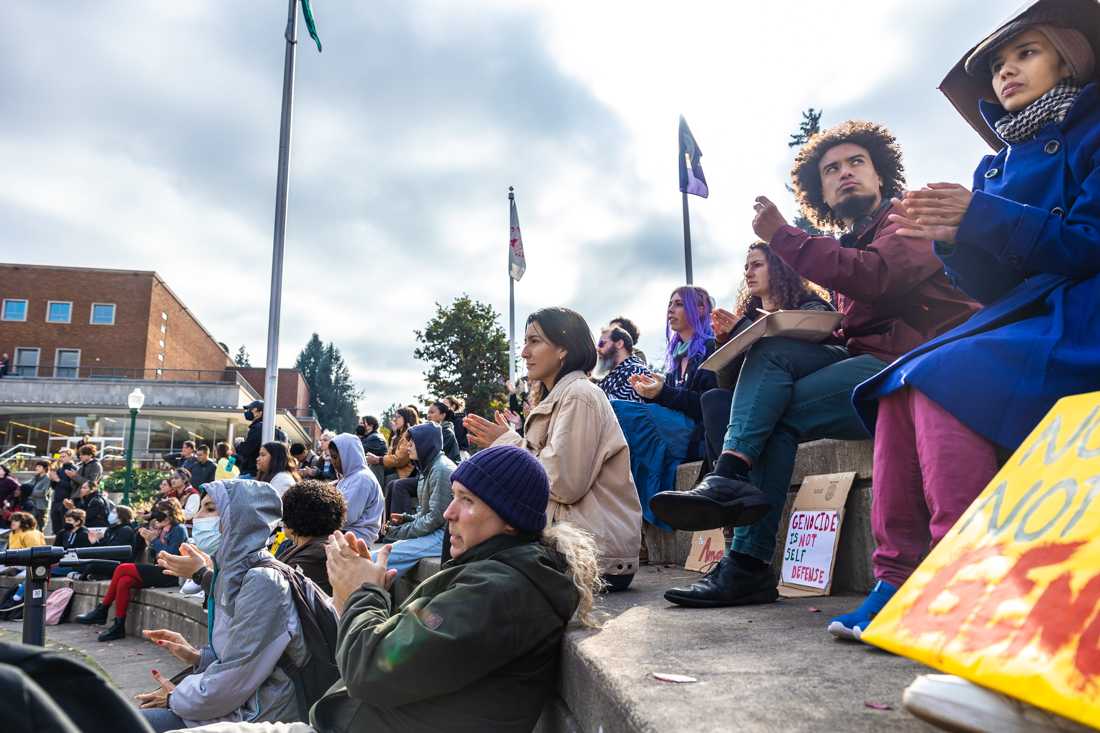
[[994, 81, 1082, 144]]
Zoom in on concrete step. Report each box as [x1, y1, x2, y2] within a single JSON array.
[[536, 565, 935, 733]]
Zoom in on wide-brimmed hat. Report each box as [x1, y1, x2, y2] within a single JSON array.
[[939, 0, 1100, 151]]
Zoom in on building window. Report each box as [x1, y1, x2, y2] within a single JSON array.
[[90, 303, 116, 325], [160, 323, 166, 333], [46, 301, 72, 323], [162, 312, 168, 320], [157, 353, 164, 362], [2, 299, 28, 322], [14, 347, 39, 376], [54, 349, 80, 378]]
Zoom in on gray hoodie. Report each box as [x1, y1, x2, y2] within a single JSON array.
[[332, 433, 385, 544], [169, 480, 308, 726], [386, 423, 455, 541]]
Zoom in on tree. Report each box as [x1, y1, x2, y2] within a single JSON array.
[[295, 333, 362, 433], [233, 345, 252, 367], [788, 107, 827, 236], [788, 107, 823, 148], [413, 295, 509, 417]]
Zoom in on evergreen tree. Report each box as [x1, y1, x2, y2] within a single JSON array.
[[233, 345, 252, 367], [295, 334, 362, 433], [413, 295, 509, 417], [788, 107, 827, 235]]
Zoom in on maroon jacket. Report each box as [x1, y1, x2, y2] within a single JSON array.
[[769, 204, 979, 363]]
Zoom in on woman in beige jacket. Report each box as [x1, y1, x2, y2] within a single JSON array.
[[465, 307, 642, 589]]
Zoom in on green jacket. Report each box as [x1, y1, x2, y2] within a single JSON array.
[[311, 534, 580, 733]]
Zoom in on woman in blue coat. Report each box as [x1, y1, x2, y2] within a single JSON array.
[[840, 4, 1100, 638]]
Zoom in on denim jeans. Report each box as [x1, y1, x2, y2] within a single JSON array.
[[702, 337, 887, 562], [141, 707, 186, 732], [379, 528, 445, 577]]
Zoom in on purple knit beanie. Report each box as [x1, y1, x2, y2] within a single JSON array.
[[451, 445, 548, 533]]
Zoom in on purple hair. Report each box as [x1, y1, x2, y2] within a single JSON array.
[[664, 285, 714, 373]]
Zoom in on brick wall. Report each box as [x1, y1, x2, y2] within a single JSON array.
[[0, 263, 231, 377], [234, 367, 312, 412]]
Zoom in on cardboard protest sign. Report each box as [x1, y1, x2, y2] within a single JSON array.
[[862, 392, 1100, 730], [684, 528, 727, 573], [700, 311, 842, 375], [778, 472, 855, 598]]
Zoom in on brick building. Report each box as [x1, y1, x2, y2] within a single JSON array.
[[0, 263, 232, 378], [0, 263, 316, 462]]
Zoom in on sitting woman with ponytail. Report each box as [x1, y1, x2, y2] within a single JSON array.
[[312, 445, 602, 733]]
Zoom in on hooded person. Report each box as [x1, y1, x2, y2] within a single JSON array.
[[138, 480, 309, 732], [329, 434, 385, 545], [380, 422, 455, 576]]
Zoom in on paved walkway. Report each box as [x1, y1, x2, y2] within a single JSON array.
[[0, 617, 181, 701]]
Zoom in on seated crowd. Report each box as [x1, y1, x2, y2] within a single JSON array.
[[2, 8, 1098, 732]]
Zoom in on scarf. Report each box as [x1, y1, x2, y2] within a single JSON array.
[[994, 81, 1082, 144]]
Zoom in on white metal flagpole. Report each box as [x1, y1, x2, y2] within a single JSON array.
[[262, 0, 299, 443], [508, 188, 516, 386]]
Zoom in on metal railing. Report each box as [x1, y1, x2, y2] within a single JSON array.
[[5, 366, 242, 383], [0, 444, 36, 467]]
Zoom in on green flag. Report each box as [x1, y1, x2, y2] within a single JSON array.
[[300, 0, 322, 52]]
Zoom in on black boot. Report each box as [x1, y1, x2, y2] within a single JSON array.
[[76, 603, 109, 625], [649, 474, 770, 531], [664, 554, 778, 608], [97, 616, 126, 642]]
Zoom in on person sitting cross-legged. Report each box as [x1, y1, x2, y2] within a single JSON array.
[[377, 422, 455, 576], [655, 121, 980, 609]]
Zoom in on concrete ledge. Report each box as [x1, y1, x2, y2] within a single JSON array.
[[539, 566, 933, 733], [0, 575, 206, 647]]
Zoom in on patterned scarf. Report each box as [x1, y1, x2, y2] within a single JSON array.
[[994, 81, 1082, 144]]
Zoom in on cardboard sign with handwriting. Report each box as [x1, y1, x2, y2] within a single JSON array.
[[684, 528, 727, 573], [862, 392, 1100, 730], [778, 471, 856, 598]]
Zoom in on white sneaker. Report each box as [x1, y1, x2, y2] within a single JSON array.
[[180, 579, 203, 596], [903, 674, 1093, 733]]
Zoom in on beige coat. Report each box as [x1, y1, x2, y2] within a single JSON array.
[[494, 371, 642, 576]]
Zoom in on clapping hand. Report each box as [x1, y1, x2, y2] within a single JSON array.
[[142, 629, 201, 666], [138, 526, 158, 542], [751, 196, 789, 242], [888, 183, 972, 245], [326, 531, 397, 614], [135, 669, 176, 709], [463, 413, 511, 448], [711, 308, 739, 343], [157, 544, 211, 579], [629, 372, 665, 400]]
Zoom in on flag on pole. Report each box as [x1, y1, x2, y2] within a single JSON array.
[[509, 193, 526, 281], [679, 116, 708, 198], [300, 0, 323, 52]]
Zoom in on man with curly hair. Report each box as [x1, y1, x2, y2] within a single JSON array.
[[654, 120, 979, 610]]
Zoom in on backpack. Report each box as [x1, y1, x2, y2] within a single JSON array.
[[44, 587, 74, 625], [257, 557, 340, 721]]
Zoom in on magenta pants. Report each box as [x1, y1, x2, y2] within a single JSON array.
[[871, 387, 999, 588]]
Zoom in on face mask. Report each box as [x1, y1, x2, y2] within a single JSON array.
[[355, 425, 366, 436], [63, 522, 74, 530], [108, 510, 119, 525], [244, 409, 255, 421], [192, 516, 222, 555]]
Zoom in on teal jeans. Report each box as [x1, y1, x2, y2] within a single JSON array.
[[702, 337, 886, 562]]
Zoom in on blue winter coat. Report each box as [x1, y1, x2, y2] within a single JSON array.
[[855, 82, 1100, 450]]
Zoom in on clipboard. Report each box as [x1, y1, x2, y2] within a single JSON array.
[[700, 310, 843, 374]]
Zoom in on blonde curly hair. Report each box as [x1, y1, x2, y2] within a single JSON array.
[[540, 522, 605, 628]]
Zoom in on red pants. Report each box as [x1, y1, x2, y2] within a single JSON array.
[[871, 387, 999, 588], [102, 563, 143, 618]]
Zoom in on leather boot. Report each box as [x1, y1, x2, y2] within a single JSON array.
[[97, 616, 126, 642], [650, 474, 770, 531], [76, 603, 109, 625], [664, 554, 779, 608]]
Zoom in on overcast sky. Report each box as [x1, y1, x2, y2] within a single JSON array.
[[3, 1, 1011, 416]]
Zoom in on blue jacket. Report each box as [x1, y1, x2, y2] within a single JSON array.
[[855, 83, 1100, 449]]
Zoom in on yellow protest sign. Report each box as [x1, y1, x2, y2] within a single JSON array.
[[862, 392, 1100, 729]]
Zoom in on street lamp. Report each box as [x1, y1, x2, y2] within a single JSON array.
[[123, 388, 145, 505]]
